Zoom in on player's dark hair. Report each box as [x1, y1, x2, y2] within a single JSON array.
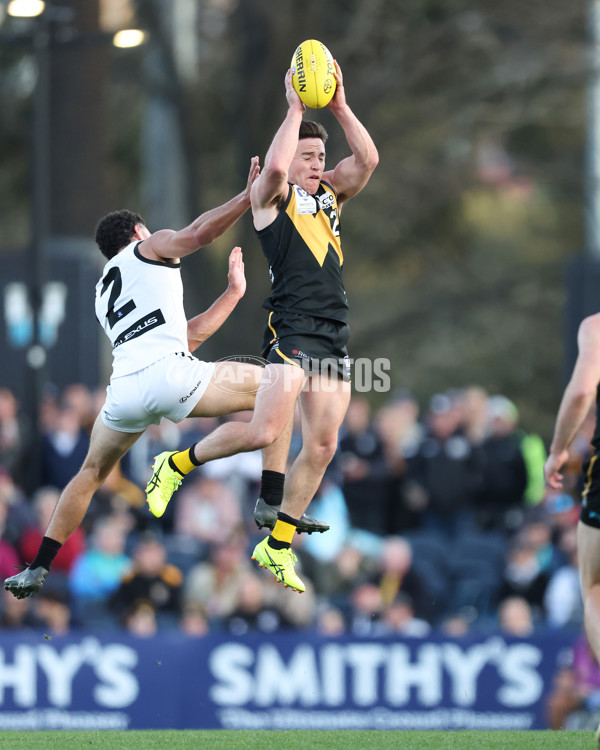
[[299, 120, 328, 144], [94, 209, 146, 260]]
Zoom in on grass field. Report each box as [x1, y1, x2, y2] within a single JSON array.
[[0, 731, 595, 749]]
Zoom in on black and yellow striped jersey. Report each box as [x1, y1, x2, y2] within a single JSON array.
[[255, 180, 349, 323]]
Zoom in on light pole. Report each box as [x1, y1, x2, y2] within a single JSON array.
[[7, 0, 52, 488], [587, 0, 600, 258], [3, 0, 146, 490]]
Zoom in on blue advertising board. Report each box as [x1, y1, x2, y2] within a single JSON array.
[[0, 631, 575, 730]]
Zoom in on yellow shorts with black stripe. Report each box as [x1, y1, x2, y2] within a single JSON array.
[[261, 310, 351, 382]]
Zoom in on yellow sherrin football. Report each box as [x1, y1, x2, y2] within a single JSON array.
[[291, 39, 336, 109]]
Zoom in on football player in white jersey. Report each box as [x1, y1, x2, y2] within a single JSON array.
[[4, 156, 293, 599]]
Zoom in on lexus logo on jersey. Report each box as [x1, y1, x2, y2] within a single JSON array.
[[113, 310, 166, 348]]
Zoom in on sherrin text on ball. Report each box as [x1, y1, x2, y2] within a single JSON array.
[[291, 39, 336, 109]]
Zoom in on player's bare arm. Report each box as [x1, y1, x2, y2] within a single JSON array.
[[186, 247, 246, 352], [140, 157, 260, 263], [322, 62, 379, 206], [251, 71, 304, 229], [544, 313, 600, 489]]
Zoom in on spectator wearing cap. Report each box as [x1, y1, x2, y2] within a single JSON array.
[[477, 395, 528, 531], [404, 392, 484, 536]]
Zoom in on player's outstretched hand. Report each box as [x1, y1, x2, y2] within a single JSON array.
[[285, 69, 305, 113], [327, 60, 347, 114], [227, 246, 246, 299], [244, 156, 260, 199]]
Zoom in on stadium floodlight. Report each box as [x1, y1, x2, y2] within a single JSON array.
[[112, 29, 146, 49], [7, 0, 45, 17]]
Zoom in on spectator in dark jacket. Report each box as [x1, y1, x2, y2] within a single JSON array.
[[110, 532, 182, 627]]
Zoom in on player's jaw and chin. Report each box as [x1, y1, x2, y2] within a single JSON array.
[[290, 168, 323, 196]]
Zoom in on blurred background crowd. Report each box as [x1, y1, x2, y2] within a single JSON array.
[[1, 378, 598, 729]]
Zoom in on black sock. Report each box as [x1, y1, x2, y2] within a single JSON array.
[[188, 443, 202, 466], [267, 536, 290, 550], [261, 470, 285, 507], [30, 536, 62, 571], [167, 456, 184, 475]]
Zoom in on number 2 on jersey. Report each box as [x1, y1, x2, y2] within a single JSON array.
[[100, 267, 136, 329], [329, 208, 340, 237]]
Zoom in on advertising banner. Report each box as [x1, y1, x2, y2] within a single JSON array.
[[0, 631, 574, 730]]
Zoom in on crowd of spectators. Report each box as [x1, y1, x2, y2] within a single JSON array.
[[0, 382, 589, 651]]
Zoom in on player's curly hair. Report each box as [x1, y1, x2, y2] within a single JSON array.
[[299, 120, 328, 144], [94, 209, 146, 260]]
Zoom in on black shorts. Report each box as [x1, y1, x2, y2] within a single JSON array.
[[580, 452, 600, 528], [261, 310, 351, 381]]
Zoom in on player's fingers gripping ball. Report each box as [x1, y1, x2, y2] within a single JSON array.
[[291, 39, 336, 109]]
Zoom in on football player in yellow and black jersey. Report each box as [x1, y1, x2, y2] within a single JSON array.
[[248, 62, 377, 591], [152, 62, 378, 593], [544, 312, 600, 747]]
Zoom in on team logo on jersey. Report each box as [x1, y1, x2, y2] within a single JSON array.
[[294, 185, 318, 214], [318, 192, 335, 210], [291, 348, 310, 360]]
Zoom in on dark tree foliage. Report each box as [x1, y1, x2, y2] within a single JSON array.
[[0, 0, 591, 437]]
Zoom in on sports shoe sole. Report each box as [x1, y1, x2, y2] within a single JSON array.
[[4, 566, 48, 599], [253, 498, 329, 535]]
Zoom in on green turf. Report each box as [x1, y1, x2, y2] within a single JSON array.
[[0, 731, 595, 749]]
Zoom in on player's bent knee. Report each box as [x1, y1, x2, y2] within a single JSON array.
[[307, 438, 338, 468], [79, 458, 116, 486], [249, 423, 284, 450]]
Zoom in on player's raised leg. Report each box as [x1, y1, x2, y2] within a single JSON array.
[[146, 362, 305, 518], [145, 360, 262, 517]]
